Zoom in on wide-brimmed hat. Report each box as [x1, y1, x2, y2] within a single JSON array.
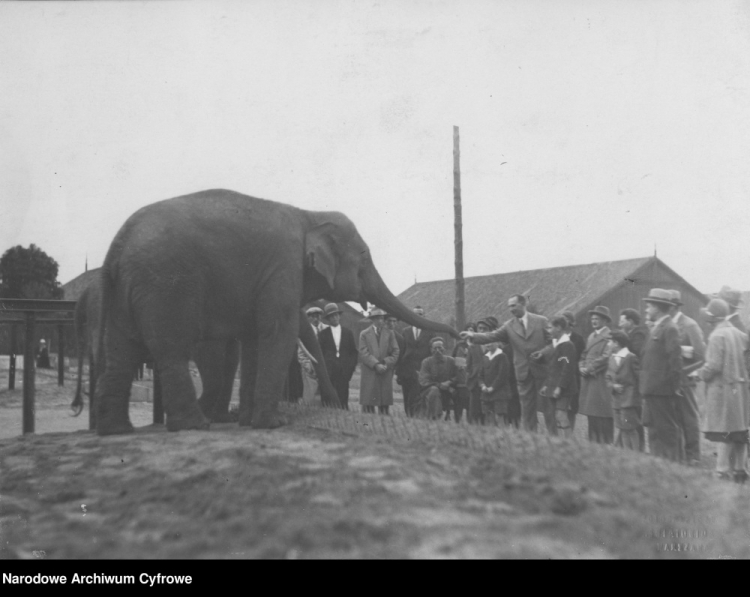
[[369, 308, 386, 319], [323, 302, 343, 319], [588, 305, 611, 322], [701, 298, 729, 322], [485, 316, 499, 329], [668, 290, 683, 306], [642, 288, 675, 307], [716, 286, 743, 308], [305, 306, 323, 316]]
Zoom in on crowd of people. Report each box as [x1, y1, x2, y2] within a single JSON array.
[[298, 285, 750, 483]]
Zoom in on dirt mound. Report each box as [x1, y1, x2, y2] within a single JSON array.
[[2, 405, 749, 559]]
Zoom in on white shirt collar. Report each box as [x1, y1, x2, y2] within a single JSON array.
[[553, 333, 570, 347], [487, 347, 503, 359], [517, 312, 529, 328], [614, 347, 629, 358], [595, 326, 610, 336], [672, 311, 682, 323]]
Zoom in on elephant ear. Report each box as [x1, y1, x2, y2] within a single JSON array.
[[305, 223, 338, 289]]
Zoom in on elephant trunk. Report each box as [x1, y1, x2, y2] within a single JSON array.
[[362, 264, 459, 338]]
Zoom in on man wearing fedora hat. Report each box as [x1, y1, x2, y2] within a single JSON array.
[[359, 308, 400, 414], [318, 303, 359, 410], [697, 298, 750, 482], [717, 286, 747, 334], [640, 288, 684, 461], [578, 306, 614, 443], [668, 289, 706, 464]]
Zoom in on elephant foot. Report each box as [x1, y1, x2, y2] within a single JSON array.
[[166, 409, 211, 432], [97, 401, 135, 436], [97, 419, 135, 436], [211, 411, 239, 424], [248, 411, 288, 429]]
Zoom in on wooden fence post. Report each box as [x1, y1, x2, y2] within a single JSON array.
[[9, 323, 17, 390], [23, 312, 36, 434], [57, 324, 65, 386]]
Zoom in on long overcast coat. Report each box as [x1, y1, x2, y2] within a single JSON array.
[[578, 328, 613, 418], [698, 320, 750, 434], [358, 325, 400, 407]]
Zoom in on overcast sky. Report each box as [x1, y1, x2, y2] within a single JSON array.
[[2, 0, 749, 302]]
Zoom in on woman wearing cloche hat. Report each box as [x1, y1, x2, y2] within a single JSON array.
[[697, 298, 750, 482]]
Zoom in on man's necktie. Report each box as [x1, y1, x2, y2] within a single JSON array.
[[415, 328, 420, 340], [519, 319, 526, 335]]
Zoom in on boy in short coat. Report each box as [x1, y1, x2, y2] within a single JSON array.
[[540, 316, 579, 438]]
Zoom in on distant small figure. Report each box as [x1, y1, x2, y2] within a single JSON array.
[[36, 339, 51, 369]]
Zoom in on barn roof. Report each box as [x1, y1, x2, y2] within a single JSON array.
[[397, 256, 703, 326], [62, 268, 101, 301]]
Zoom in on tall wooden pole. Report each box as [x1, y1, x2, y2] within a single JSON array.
[[453, 125, 466, 332]]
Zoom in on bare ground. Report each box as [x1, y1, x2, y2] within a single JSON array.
[[1, 368, 750, 559]]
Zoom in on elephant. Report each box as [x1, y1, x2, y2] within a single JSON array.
[[73, 272, 338, 425], [94, 188, 458, 435]]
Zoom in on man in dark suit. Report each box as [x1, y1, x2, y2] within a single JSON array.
[[461, 294, 552, 432], [395, 306, 436, 417], [668, 290, 706, 465], [639, 288, 684, 462], [318, 303, 359, 410]]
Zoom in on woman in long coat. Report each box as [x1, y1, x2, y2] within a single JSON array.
[[359, 309, 400, 414], [698, 299, 750, 482]]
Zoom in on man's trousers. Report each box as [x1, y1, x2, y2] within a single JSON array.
[[644, 395, 683, 462], [518, 374, 555, 433], [675, 382, 701, 462], [399, 378, 421, 417]]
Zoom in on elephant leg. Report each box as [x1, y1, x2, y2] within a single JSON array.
[[151, 350, 210, 432], [238, 334, 258, 426], [243, 301, 298, 429], [96, 323, 140, 436]]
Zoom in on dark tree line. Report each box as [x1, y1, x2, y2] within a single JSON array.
[[0, 244, 63, 300]]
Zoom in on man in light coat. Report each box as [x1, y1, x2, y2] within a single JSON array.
[[717, 286, 747, 334], [395, 306, 436, 417], [460, 294, 552, 432], [578, 306, 614, 443], [640, 288, 684, 462], [697, 299, 750, 483], [359, 308, 400, 414], [668, 290, 706, 465]]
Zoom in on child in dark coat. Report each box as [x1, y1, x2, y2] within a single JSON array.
[[540, 316, 579, 438], [478, 341, 511, 425]]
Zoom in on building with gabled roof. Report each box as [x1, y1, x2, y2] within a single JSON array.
[[397, 256, 708, 337]]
